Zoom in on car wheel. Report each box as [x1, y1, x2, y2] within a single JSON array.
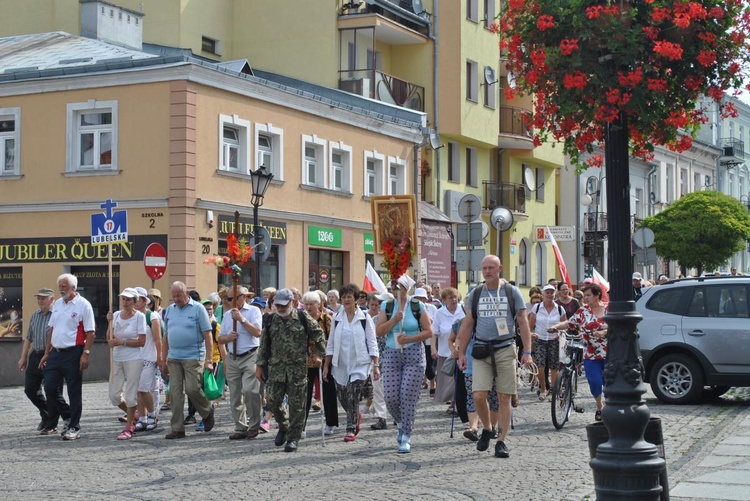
[[700, 385, 731, 401], [649, 354, 704, 405]]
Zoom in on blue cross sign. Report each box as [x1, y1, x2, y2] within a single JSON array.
[[91, 199, 128, 245]]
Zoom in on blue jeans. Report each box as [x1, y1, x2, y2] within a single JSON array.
[[44, 346, 83, 430]]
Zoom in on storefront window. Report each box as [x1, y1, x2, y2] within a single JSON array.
[[0, 267, 22, 339], [309, 249, 345, 293], [71, 265, 119, 340], [217, 243, 279, 294]]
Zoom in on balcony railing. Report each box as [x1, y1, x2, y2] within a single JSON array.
[[499, 105, 533, 138], [584, 212, 608, 232], [483, 181, 526, 213], [339, 69, 424, 112], [721, 138, 745, 167]]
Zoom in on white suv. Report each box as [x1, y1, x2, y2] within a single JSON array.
[[636, 276, 750, 404]]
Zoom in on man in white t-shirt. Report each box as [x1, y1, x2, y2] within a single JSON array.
[[218, 285, 263, 440], [40, 273, 96, 441]]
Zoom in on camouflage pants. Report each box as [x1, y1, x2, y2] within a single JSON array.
[[266, 372, 307, 441]]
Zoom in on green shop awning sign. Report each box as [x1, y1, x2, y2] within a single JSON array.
[[308, 225, 342, 248]]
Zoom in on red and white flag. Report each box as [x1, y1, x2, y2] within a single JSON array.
[[546, 226, 572, 287], [363, 261, 387, 293], [592, 267, 610, 303]]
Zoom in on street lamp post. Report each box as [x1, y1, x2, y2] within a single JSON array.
[[249, 165, 274, 296], [589, 114, 665, 499]]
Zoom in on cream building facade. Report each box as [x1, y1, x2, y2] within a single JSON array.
[[0, 12, 423, 344]]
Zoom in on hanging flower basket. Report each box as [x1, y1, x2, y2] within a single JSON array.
[[496, 0, 750, 170]]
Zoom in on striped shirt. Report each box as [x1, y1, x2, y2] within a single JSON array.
[[26, 309, 52, 352]]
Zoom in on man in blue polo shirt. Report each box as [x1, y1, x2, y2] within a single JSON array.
[[160, 281, 215, 439]]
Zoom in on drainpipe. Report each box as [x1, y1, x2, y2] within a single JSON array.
[[432, 0, 441, 209]]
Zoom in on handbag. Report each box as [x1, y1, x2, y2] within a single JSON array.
[[440, 357, 456, 376], [203, 367, 223, 401], [471, 342, 494, 360]]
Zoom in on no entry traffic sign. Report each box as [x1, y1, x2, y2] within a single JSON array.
[[143, 243, 167, 281]]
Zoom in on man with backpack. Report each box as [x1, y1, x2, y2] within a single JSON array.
[[457, 255, 532, 459], [256, 289, 326, 452]]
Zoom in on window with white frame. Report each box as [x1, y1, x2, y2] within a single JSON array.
[[364, 151, 385, 197], [66, 100, 117, 172], [483, 0, 496, 28], [218, 114, 250, 174], [536, 166, 545, 201], [693, 172, 701, 192], [448, 142, 460, 182], [666, 163, 674, 203], [467, 0, 478, 22], [635, 188, 644, 219], [0, 107, 20, 176], [329, 141, 352, 192], [535, 242, 546, 287], [518, 238, 529, 286], [466, 147, 477, 187], [466, 60, 478, 102], [255, 123, 283, 180], [387, 157, 406, 195], [484, 78, 496, 109], [301, 134, 326, 188], [679, 168, 687, 197]]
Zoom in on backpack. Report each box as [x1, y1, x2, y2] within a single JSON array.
[[146, 310, 152, 328], [332, 313, 370, 354], [470, 281, 517, 336], [533, 302, 564, 318], [384, 299, 423, 332]]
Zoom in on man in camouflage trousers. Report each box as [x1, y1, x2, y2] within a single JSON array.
[[256, 289, 325, 452]]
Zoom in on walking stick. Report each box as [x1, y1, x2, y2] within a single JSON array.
[[450, 359, 458, 438], [319, 364, 325, 447]]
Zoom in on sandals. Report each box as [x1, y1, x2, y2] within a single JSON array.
[[133, 421, 146, 432], [117, 426, 134, 440], [595, 410, 603, 422], [429, 388, 436, 397], [146, 419, 158, 431]]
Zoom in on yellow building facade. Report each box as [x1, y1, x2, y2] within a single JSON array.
[[0, 28, 423, 346], [0, 0, 567, 298]]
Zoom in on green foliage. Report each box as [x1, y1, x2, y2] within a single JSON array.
[[641, 191, 750, 272]]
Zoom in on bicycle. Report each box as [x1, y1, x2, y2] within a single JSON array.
[[551, 331, 586, 430]]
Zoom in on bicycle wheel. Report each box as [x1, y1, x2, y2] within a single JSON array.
[[551, 368, 572, 430]]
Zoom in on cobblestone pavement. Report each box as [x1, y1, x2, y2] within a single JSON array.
[[1, 380, 748, 500]]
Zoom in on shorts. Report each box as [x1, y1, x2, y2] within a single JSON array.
[[109, 359, 142, 408], [138, 360, 157, 393], [464, 374, 499, 413], [533, 338, 560, 368], [471, 344, 517, 395]]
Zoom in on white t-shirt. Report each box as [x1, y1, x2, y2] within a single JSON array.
[[142, 311, 160, 362], [112, 310, 147, 362]]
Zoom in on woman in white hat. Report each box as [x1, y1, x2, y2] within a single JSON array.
[[107, 288, 147, 440], [375, 275, 433, 453]]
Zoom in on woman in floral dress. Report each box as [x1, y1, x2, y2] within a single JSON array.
[[564, 284, 608, 422]]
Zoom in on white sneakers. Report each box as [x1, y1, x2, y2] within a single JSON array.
[[62, 427, 80, 440], [324, 425, 336, 436]]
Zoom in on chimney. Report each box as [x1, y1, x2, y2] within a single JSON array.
[[80, 0, 144, 51]]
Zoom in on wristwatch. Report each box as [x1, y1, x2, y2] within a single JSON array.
[[84, 349, 91, 355]]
